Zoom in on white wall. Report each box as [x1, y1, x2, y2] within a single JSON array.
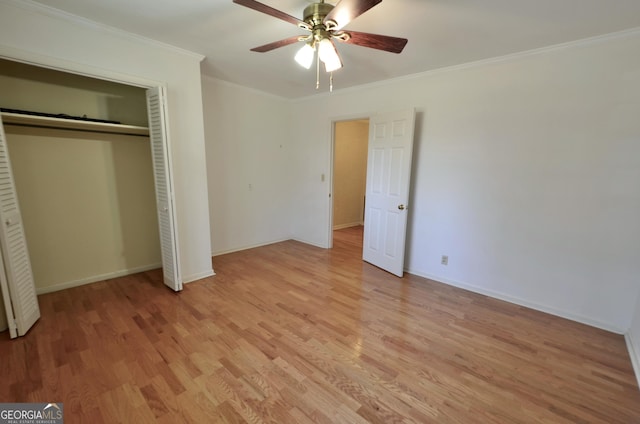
[[0, 58, 149, 126], [201, 77, 293, 255], [289, 31, 640, 333], [7, 127, 161, 293], [0, 0, 213, 283]]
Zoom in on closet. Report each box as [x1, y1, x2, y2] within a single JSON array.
[[0, 59, 180, 338]]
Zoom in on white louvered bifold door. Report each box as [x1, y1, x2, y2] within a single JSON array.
[[0, 114, 40, 338], [146, 87, 181, 291]]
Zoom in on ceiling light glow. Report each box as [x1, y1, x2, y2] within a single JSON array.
[[318, 38, 342, 72], [294, 43, 315, 69]]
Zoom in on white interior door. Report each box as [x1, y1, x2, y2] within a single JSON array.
[[0, 114, 40, 337], [146, 87, 182, 291], [362, 109, 416, 277]]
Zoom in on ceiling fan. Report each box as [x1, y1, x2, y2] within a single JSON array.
[[232, 0, 408, 90]]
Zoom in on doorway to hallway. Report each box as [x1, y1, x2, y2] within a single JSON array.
[[330, 110, 417, 277], [331, 119, 369, 237]]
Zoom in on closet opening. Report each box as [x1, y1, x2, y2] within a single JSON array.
[[0, 58, 179, 336]]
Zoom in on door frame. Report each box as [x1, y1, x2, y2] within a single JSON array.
[[328, 113, 371, 249]]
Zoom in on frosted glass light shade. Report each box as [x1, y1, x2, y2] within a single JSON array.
[[318, 39, 342, 72], [294, 43, 315, 69]]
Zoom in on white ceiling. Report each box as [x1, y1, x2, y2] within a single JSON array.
[[30, 0, 640, 98]]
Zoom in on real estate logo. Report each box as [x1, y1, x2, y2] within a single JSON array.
[[0, 403, 63, 424]]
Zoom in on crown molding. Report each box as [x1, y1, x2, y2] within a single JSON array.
[[293, 26, 640, 103], [3, 0, 205, 62]]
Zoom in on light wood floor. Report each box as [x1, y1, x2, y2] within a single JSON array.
[[1, 226, 639, 423]]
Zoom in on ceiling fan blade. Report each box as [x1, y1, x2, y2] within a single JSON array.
[[324, 0, 382, 30], [233, 0, 304, 26], [250, 36, 302, 53], [339, 30, 407, 53]]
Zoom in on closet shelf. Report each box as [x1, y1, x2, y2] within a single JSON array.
[[1, 112, 149, 136]]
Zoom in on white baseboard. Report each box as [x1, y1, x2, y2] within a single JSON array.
[[333, 222, 364, 230], [183, 269, 215, 284], [212, 238, 291, 257], [291, 238, 328, 249], [35, 263, 162, 295], [406, 268, 625, 335], [625, 333, 640, 389]]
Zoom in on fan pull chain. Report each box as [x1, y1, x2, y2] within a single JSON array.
[[316, 51, 320, 90], [330, 72, 333, 92]]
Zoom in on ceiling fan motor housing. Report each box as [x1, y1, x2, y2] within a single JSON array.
[[302, 2, 334, 28]]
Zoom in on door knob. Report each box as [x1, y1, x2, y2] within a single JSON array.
[[398, 204, 406, 210]]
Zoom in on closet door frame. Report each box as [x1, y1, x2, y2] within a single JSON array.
[[0, 50, 183, 295]]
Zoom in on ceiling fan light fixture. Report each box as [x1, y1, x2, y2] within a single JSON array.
[[234, 0, 407, 91], [294, 43, 315, 69], [318, 38, 342, 72]]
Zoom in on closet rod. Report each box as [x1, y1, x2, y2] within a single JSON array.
[[1, 112, 149, 137], [4, 122, 150, 137]]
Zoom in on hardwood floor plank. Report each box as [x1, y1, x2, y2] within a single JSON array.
[[140, 383, 171, 418], [1, 226, 639, 422]]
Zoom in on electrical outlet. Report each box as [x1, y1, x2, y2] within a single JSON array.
[[441, 255, 448, 266]]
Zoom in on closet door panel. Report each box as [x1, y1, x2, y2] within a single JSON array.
[[146, 87, 181, 291], [0, 115, 40, 337]]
